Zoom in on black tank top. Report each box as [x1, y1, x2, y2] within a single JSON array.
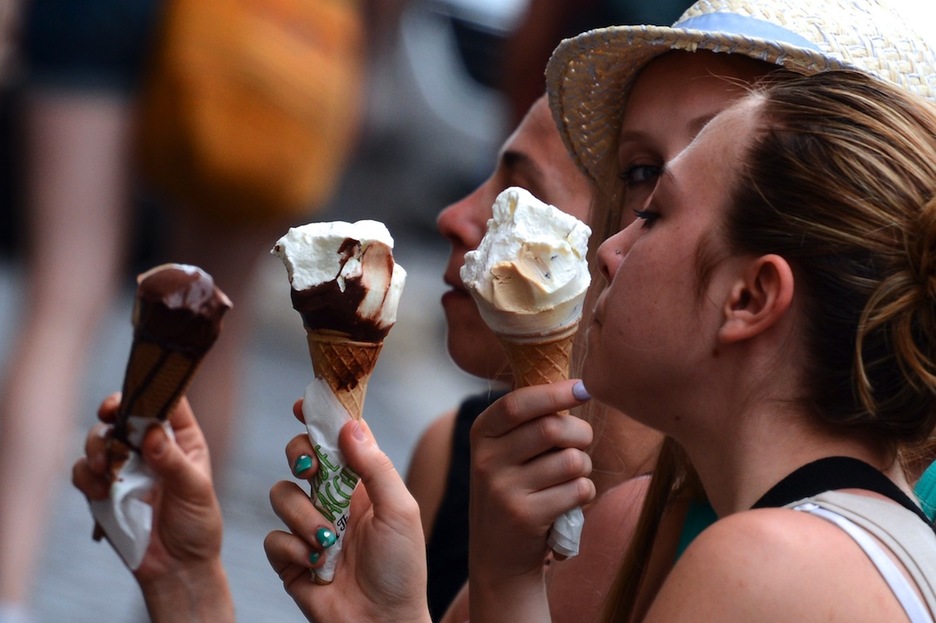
[[425, 389, 507, 621]]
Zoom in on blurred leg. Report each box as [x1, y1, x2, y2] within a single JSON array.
[[166, 211, 290, 482], [0, 90, 130, 606]]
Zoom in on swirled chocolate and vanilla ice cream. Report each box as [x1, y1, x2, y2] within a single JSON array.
[[461, 186, 590, 557], [461, 186, 590, 340], [272, 220, 406, 584], [92, 263, 232, 569]]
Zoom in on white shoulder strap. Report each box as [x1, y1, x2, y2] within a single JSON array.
[[793, 500, 934, 623]]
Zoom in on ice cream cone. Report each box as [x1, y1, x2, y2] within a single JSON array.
[[499, 322, 578, 390], [304, 331, 382, 585], [96, 264, 230, 543], [109, 264, 231, 454], [461, 187, 591, 561], [306, 330, 383, 420]]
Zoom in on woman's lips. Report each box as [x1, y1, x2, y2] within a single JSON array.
[[591, 293, 606, 327]]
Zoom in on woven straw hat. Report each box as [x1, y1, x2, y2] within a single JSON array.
[[546, 0, 936, 187]]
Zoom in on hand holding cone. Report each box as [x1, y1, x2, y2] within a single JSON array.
[[461, 187, 591, 560], [92, 263, 231, 562], [272, 221, 406, 584]]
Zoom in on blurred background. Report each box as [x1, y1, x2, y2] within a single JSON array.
[[0, 0, 932, 621]]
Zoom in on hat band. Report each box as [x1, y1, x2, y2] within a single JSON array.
[[675, 13, 820, 52]]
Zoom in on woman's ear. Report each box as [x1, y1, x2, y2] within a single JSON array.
[[718, 254, 794, 344]]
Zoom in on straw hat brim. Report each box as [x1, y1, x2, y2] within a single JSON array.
[[546, 24, 847, 188]]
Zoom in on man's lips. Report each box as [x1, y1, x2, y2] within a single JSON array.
[[443, 267, 467, 294]]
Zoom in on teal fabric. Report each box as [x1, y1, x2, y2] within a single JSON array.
[[673, 462, 935, 563], [675, 499, 718, 559], [914, 461, 936, 522]]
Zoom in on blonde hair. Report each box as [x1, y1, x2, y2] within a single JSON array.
[[732, 70, 936, 448]]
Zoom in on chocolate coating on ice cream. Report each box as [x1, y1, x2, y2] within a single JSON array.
[[290, 239, 395, 342], [111, 263, 231, 453], [133, 264, 233, 352]]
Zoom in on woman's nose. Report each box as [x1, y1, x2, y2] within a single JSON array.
[[596, 228, 630, 283]]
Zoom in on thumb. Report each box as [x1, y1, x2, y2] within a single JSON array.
[[140, 425, 206, 500], [338, 420, 407, 511]]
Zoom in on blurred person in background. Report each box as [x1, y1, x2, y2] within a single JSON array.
[[0, 2, 19, 84], [0, 0, 372, 620], [498, 0, 691, 127], [0, 2, 162, 621]]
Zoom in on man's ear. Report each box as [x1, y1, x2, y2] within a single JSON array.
[[718, 254, 794, 344]]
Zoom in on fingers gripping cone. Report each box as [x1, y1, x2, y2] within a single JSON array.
[[93, 264, 231, 566], [499, 323, 583, 560], [96, 338, 207, 544], [304, 330, 383, 585]]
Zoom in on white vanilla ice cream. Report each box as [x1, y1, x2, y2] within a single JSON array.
[[461, 187, 591, 337]]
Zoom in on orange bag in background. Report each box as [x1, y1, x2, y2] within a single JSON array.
[[135, 0, 365, 224]]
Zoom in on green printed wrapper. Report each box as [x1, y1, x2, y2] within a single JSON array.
[[302, 377, 359, 583]]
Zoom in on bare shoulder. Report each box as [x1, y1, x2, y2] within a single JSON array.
[[642, 508, 912, 622], [405, 408, 458, 538]]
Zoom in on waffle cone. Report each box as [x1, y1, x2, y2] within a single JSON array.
[[104, 339, 206, 488], [306, 330, 383, 420], [119, 340, 204, 422], [499, 322, 579, 389]]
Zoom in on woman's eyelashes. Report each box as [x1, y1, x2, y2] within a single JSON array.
[[621, 162, 663, 218], [632, 208, 660, 229]]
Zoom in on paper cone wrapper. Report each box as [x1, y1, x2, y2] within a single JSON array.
[[303, 330, 383, 584], [498, 321, 584, 559]]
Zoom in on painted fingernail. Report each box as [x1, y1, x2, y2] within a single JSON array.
[[572, 381, 591, 401], [316, 527, 337, 548], [309, 551, 321, 565], [292, 454, 313, 476]]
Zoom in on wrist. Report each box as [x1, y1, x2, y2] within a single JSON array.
[[138, 558, 235, 623]]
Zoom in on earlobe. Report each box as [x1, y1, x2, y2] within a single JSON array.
[[718, 255, 794, 344]]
